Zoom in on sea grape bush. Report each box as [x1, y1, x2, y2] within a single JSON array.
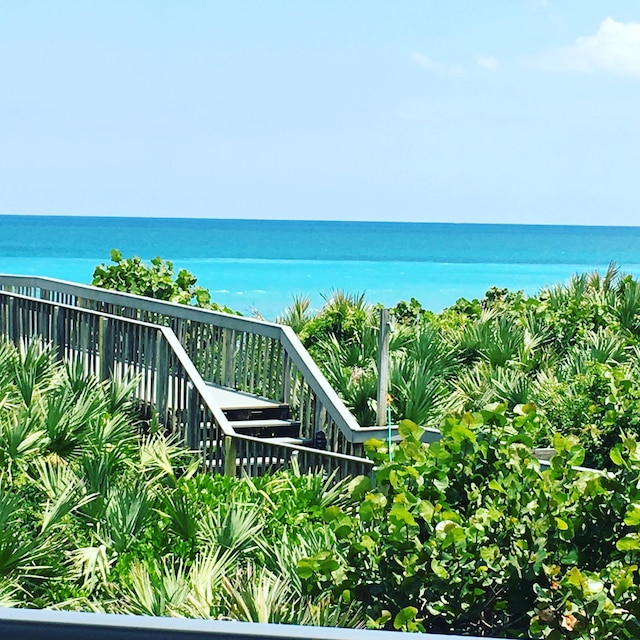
[[298, 406, 640, 638], [92, 249, 239, 313]]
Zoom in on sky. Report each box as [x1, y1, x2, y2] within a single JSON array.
[[0, 1, 639, 225]]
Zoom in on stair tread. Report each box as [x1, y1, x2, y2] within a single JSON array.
[[205, 383, 288, 411], [229, 419, 300, 428]]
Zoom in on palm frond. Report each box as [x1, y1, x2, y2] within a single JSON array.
[[199, 505, 264, 553], [223, 564, 295, 624]]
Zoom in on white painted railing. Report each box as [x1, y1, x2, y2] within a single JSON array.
[[0, 286, 373, 479], [0, 274, 397, 456], [0, 608, 499, 640]]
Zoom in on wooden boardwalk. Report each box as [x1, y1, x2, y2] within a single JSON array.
[[0, 274, 394, 478]]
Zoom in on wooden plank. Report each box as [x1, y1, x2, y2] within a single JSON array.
[[204, 383, 287, 411], [376, 308, 391, 427]]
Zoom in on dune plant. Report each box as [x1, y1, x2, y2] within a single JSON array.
[[92, 249, 239, 314], [297, 409, 640, 638], [0, 337, 365, 623], [279, 266, 640, 468]]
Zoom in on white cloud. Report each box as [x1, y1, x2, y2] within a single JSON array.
[[535, 17, 640, 76], [476, 55, 497, 70], [412, 52, 444, 73], [412, 52, 465, 77]]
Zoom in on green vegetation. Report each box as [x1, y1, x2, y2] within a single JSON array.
[[92, 249, 239, 314], [0, 336, 362, 624], [305, 411, 640, 638], [3, 337, 640, 637], [279, 265, 640, 469], [82, 254, 640, 636]]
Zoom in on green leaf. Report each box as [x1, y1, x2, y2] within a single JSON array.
[[617, 535, 640, 552], [359, 500, 374, 522], [488, 480, 505, 493], [610, 445, 625, 467], [389, 505, 416, 527], [297, 558, 315, 579], [431, 559, 449, 579], [398, 419, 422, 440], [417, 500, 434, 522], [624, 503, 640, 527], [393, 606, 418, 630], [323, 506, 342, 522]]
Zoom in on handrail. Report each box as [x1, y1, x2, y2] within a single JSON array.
[[0, 288, 373, 479], [0, 275, 397, 453], [0, 608, 496, 640]]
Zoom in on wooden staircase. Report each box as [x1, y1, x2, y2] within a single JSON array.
[[205, 384, 301, 440]]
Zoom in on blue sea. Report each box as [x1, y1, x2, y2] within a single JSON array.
[[2, 215, 640, 319]]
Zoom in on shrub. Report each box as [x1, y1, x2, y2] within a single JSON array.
[[299, 406, 640, 638], [92, 249, 239, 314]]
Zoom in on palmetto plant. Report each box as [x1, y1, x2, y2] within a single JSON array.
[[12, 339, 60, 408], [275, 295, 313, 334], [117, 557, 192, 617], [615, 276, 640, 336], [223, 564, 295, 624], [198, 505, 265, 554], [311, 330, 378, 426], [577, 328, 628, 366], [0, 335, 365, 624], [101, 482, 156, 554]]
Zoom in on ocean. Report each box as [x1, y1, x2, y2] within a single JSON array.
[[2, 215, 640, 319]]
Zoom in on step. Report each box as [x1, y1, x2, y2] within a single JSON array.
[[199, 436, 304, 449], [260, 436, 305, 445], [229, 418, 300, 439], [205, 383, 290, 421]]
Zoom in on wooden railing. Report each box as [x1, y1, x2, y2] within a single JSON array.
[[0, 287, 373, 479], [0, 275, 395, 455], [0, 608, 497, 640]]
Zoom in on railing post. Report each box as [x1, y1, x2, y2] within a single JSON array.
[[10, 296, 20, 346], [99, 316, 114, 381], [222, 328, 236, 388], [155, 329, 168, 425], [224, 436, 237, 476], [314, 400, 323, 437], [281, 351, 292, 403], [186, 382, 200, 448], [52, 306, 63, 361], [376, 308, 391, 427]]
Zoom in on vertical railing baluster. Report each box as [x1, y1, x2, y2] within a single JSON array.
[[99, 316, 114, 382], [155, 329, 168, 426]]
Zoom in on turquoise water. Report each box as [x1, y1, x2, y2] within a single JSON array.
[[2, 215, 640, 318]]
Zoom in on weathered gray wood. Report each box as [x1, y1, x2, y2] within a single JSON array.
[[99, 316, 113, 381], [0, 276, 398, 446], [376, 308, 391, 427], [224, 435, 237, 476], [2, 604, 484, 640]]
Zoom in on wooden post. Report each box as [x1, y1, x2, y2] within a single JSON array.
[[155, 330, 168, 426], [54, 306, 66, 361], [224, 436, 237, 477], [376, 308, 391, 427], [281, 352, 292, 404], [99, 316, 114, 382], [222, 328, 236, 388]]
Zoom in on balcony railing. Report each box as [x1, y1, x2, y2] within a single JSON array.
[[0, 608, 500, 640]]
